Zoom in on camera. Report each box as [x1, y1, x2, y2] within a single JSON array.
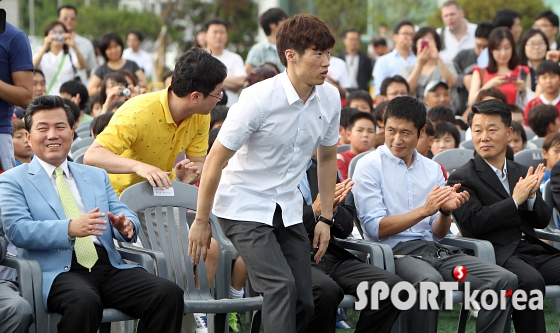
[[118, 88, 131, 97], [54, 35, 65, 42]]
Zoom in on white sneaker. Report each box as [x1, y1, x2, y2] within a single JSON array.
[[194, 313, 208, 333]]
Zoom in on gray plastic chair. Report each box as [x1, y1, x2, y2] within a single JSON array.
[[459, 129, 466, 143], [432, 148, 474, 175], [348, 149, 375, 179], [70, 137, 94, 155], [539, 180, 560, 312], [119, 181, 263, 333], [524, 128, 535, 140], [337, 144, 351, 153], [76, 120, 92, 133], [2, 255, 36, 333], [459, 140, 474, 150], [530, 137, 545, 148], [514, 148, 545, 169]]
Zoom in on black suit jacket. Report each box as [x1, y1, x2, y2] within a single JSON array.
[[301, 159, 357, 261], [337, 51, 373, 92], [447, 154, 555, 266], [549, 161, 560, 210]]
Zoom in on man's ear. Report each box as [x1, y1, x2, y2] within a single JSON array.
[[285, 49, 297, 65], [189, 92, 201, 104]]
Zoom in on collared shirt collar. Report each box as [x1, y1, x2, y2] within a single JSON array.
[[36, 157, 71, 179], [539, 93, 560, 106], [380, 144, 420, 168], [485, 158, 508, 180], [279, 71, 320, 105], [160, 86, 176, 125]]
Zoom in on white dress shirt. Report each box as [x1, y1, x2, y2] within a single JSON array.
[[372, 49, 417, 96], [484, 158, 535, 210], [438, 20, 478, 64], [328, 56, 352, 89], [352, 145, 445, 248], [213, 71, 341, 226], [36, 157, 101, 245], [122, 48, 153, 78], [345, 54, 359, 88], [213, 49, 247, 107]]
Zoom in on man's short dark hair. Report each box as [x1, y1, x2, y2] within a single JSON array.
[[510, 121, 527, 144], [60, 80, 89, 110], [428, 106, 455, 124], [393, 21, 414, 35], [57, 5, 77, 17], [536, 60, 560, 77], [508, 104, 524, 116], [380, 75, 410, 96], [346, 90, 373, 112], [384, 96, 426, 136], [528, 104, 558, 137], [347, 112, 375, 131], [434, 121, 460, 148], [204, 18, 229, 32], [535, 10, 559, 28], [371, 37, 387, 47], [25, 95, 75, 132], [276, 14, 335, 68], [343, 29, 360, 38], [340, 107, 360, 129], [259, 8, 287, 36], [493, 8, 522, 29], [99, 32, 124, 62], [210, 105, 228, 129], [475, 22, 495, 39], [127, 30, 144, 42], [62, 99, 80, 125], [468, 99, 512, 129], [91, 112, 114, 137], [171, 48, 227, 98]]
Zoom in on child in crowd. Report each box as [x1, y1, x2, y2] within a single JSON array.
[[11, 119, 33, 165], [541, 132, 560, 192], [59, 80, 91, 122], [508, 104, 525, 125], [373, 100, 389, 148], [527, 104, 560, 138], [87, 94, 102, 117], [337, 112, 376, 179], [427, 105, 455, 124], [338, 107, 360, 144], [432, 121, 460, 156], [416, 118, 448, 179], [90, 112, 115, 138], [346, 90, 374, 113], [509, 121, 527, 154], [524, 60, 560, 124], [210, 105, 229, 130]]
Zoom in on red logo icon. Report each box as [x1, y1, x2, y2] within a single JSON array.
[[453, 266, 467, 282], [504, 289, 513, 298]]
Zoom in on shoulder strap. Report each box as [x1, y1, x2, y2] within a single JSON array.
[[46, 53, 67, 95], [66, 51, 78, 75]]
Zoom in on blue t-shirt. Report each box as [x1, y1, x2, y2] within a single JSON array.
[[0, 23, 34, 134]]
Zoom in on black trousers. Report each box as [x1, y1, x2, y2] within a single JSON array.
[[306, 252, 402, 333], [502, 240, 560, 333], [47, 245, 184, 333]]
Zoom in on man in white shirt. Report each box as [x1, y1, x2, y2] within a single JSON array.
[[533, 10, 559, 51], [189, 14, 340, 333], [326, 56, 352, 98], [437, 1, 477, 64], [58, 5, 97, 83], [205, 18, 247, 107], [123, 30, 153, 79]]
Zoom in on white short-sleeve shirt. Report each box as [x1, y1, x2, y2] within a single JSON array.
[[213, 49, 247, 107], [213, 71, 341, 226]]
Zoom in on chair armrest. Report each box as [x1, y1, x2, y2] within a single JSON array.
[[535, 229, 560, 243], [439, 236, 496, 264], [332, 238, 386, 269], [2, 256, 34, 306], [118, 243, 168, 280]]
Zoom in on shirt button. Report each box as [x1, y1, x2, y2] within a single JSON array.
[[288, 168, 294, 173], [64, 266, 69, 271]]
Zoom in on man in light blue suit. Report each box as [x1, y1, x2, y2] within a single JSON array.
[[0, 95, 184, 333]]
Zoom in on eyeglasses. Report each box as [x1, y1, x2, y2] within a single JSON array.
[[49, 29, 66, 35], [62, 15, 76, 20], [533, 24, 552, 29], [397, 31, 414, 37], [527, 41, 546, 48], [207, 90, 224, 101]]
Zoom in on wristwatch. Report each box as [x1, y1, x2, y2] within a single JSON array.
[[317, 215, 334, 227], [439, 208, 452, 216]]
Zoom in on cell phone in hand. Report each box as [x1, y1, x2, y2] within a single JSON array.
[[506, 74, 518, 84], [421, 40, 429, 52]]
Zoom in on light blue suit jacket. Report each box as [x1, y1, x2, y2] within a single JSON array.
[[0, 159, 141, 309]]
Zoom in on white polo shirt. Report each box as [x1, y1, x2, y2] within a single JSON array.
[[438, 20, 477, 64], [213, 71, 341, 226]]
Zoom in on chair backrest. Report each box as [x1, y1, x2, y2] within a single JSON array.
[[432, 148, 474, 174], [70, 137, 94, 154], [459, 140, 474, 150], [120, 181, 210, 292], [542, 180, 559, 231], [530, 137, 545, 148], [524, 128, 535, 140], [76, 128, 91, 139], [337, 144, 351, 153], [459, 129, 466, 143], [348, 149, 375, 179], [514, 149, 545, 169], [74, 152, 85, 164]]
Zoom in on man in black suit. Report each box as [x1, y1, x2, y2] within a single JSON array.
[[338, 29, 373, 92], [300, 158, 401, 333], [448, 99, 560, 333]]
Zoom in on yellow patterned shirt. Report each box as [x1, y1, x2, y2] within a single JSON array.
[[94, 87, 209, 195]]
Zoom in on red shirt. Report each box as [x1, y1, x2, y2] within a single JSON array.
[[473, 66, 529, 105], [523, 94, 560, 125], [337, 150, 356, 180]]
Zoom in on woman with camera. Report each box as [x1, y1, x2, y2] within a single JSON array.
[[32, 21, 87, 96], [97, 73, 137, 115]]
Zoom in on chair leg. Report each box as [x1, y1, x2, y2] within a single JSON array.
[[457, 304, 468, 333], [250, 310, 261, 333], [211, 313, 228, 333]]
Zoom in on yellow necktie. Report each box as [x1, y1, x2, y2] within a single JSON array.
[[54, 167, 98, 271]]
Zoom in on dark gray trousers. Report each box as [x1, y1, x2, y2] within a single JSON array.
[[218, 206, 314, 333], [393, 240, 517, 333], [0, 280, 33, 333]]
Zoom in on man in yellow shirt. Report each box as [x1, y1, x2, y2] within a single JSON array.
[[84, 48, 227, 194]]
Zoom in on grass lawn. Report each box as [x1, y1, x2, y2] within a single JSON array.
[[239, 299, 560, 332]]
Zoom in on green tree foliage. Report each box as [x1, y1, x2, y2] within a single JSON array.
[[426, 0, 549, 31], [314, 0, 367, 54], [368, 0, 437, 32]]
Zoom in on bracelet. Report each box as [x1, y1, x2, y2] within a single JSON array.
[[439, 208, 451, 216]]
